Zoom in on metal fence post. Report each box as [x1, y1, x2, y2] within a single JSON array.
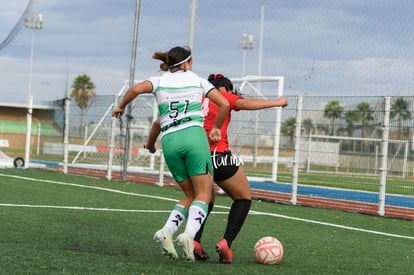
[[291, 95, 303, 205], [107, 95, 118, 180], [378, 96, 391, 216], [271, 76, 284, 182], [63, 97, 70, 174], [157, 150, 165, 187], [36, 123, 41, 155]]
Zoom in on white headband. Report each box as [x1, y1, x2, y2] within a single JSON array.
[[170, 55, 192, 68]]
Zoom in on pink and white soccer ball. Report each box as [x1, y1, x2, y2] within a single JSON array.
[[254, 236, 284, 265]]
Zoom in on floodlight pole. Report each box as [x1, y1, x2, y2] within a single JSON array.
[[188, 0, 197, 51], [122, 0, 141, 181], [258, 0, 265, 78], [253, 0, 265, 167], [238, 33, 254, 76], [23, 13, 43, 169]]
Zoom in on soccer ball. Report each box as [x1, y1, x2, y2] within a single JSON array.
[[254, 236, 284, 265]]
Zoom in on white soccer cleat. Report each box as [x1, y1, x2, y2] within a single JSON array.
[[176, 232, 195, 263], [153, 229, 178, 260]]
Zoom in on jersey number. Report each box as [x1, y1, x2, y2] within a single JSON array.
[[169, 100, 189, 118]]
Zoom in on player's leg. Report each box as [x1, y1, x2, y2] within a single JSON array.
[[175, 126, 214, 263], [153, 184, 193, 260], [193, 187, 215, 260], [153, 132, 193, 260], [215, 167, 252, 263], [218, 167, 252, 245], [218, 167, 251, 201], [181, 126, 214, 237]]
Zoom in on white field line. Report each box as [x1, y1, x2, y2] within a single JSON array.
[[1, 173, 413, 240], [248, 210, 414, 240], [0, 204, 231, 214]]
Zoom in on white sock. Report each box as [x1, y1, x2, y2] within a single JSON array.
[[163, 204, 188, 236], [184, 201, 208, 239]]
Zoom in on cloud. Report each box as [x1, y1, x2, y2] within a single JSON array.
[[1, 0, 414, 105]]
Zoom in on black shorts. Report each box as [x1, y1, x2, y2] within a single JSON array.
[[211, 151, 242, 182]]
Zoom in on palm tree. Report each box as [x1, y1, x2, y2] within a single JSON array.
[[390, 97, 411, 140], [344, 110, 360, 151], [316, 124, 329, 135], [302, 118, 314, 136], [324, 100, 343, 136], [70, 74, 96, 135], [356, 102, 374, 138], [344, 110, 359, 138], [281, 117, 296, 148]]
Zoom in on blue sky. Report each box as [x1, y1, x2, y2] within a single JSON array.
[[1, 0, 413, 105]]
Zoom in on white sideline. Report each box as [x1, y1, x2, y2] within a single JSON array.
[[1, 173, 413, 241]]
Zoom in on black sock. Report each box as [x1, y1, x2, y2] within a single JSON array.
[[223, 199, 251, 247], [194, 202, 214, 243]]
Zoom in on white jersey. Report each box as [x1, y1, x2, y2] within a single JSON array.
[[148, 70, 215, 137]]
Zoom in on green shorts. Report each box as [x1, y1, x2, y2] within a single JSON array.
[[161, 126, 213, 183]]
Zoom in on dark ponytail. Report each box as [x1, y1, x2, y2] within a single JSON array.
[[208, 74, 233, 92], [152, 46, 192, 71]]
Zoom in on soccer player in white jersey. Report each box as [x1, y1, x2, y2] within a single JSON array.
[[112, 46, 229, 263]]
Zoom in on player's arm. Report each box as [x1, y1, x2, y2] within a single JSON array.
[[112, 80, 153, 118], [206, 89, 230, 142], [234, 95, 288, 111], [145, 118, 161, 153]]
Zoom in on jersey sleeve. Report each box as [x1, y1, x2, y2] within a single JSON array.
[[224, 92, 242, 112], [147, 76, 160, 93], [200, 78, 215, 96]]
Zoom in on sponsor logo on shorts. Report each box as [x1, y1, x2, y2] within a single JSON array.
[[211, 148, 244, 169]]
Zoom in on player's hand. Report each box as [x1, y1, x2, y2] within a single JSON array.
[[144, 143, 156, 154], [112, 108, 124, 118], [278, 96, 288, 108], [209, 127, 221, 144]]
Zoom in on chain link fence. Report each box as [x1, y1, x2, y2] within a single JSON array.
[[2, 88, 414, 218], [1, 1, 413, 219]]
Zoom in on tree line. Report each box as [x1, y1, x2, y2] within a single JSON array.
[[281, 98, 412, 147]]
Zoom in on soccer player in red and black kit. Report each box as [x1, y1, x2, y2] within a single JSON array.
[[194, 74, 288, 263], [145, 74, 287, 263]]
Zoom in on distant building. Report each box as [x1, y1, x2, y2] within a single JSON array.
[[0, 102, 60, 151]]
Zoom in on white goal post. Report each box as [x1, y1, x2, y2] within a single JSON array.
[[228, 75, 284, 182]]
